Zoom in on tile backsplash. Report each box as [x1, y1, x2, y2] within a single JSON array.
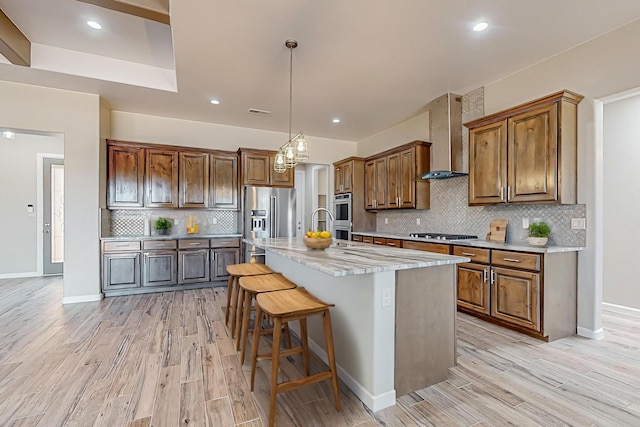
[[101, 209, 239, 237], [376, 176, 586, 247]]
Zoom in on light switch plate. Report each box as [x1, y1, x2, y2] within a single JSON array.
[[211, 217, 218, 225], [571, 218, 586, 230], [416, 218, 421, 225], [384, 218, 388, 225], [522, 217, 529, 229], [382, 288, 391, 307]]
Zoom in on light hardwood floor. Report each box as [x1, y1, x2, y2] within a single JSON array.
[[1, 276, 639, 426]]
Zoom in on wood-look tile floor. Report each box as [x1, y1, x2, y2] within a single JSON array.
[[1, 277, 640, 426]]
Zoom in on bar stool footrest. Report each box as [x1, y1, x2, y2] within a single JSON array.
[[277, 371, 334, 394]]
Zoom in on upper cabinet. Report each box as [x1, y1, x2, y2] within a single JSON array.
[[465, 90, 583, 206], [107, 144, 145, 207], [179, 152, 209, 208], [106, 140, 239, 210], [334, 159, 354, 194], [238, 149, 294, 188], [146, 149, 179, 208], [364, 141, 431, 210]]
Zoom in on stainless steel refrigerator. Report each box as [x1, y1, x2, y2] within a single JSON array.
[[243, 186, 296, 263]]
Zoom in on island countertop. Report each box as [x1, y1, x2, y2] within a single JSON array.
[[246, 237, 470, 277]]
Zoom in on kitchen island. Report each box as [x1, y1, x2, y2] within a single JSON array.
[[246, 237, 469, 412]]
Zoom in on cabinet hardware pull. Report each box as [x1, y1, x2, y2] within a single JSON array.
[[507, 186, 512, 200], [503, 258, 520, 263], [483, 269, 488, 283], [115, 244, 130, 247], [189, 242, 202, 246], [461, 252, 476, 257], [490, 270, 496, 284], [500, 187, 505, 201]]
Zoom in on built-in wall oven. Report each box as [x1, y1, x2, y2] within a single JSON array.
[[333, 193, 352, 241]]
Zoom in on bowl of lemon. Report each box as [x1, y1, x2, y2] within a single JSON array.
[[303, 230, 333, 250]]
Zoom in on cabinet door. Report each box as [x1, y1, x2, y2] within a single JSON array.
[[143, 251, 177, 287], [364, 160, 376, 209], [334, 164, 343, 194], [491, 267, 540, 331], [211, 155, 238, 209], [456, 263, 490, 315], [342, 161, 353, 193], [107, 145, 145, 207], [270, 155, 295, 187], [387, 153, 400, 209], [242, 152, 270, 186], [508, 104, 558, 203], [212, 248, 239, 280], [374, 157, 387, 209], [103, 252, 141, 290], [469, 120, 507, 205], [178, 249, 210, 284], [179, 152, 209, 208], [399, 147, 416, 208], [146, 149, 179, 208]]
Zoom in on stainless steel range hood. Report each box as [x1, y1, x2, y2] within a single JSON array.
[[421, 93, 466, 180]]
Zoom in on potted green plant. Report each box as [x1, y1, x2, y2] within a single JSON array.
[[528, 221, 551, 246], [155, 217, 172, 235]]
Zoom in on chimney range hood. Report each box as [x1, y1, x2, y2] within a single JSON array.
[[421, 93, 466, 180]]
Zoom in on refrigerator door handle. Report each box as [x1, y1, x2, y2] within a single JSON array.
[[271, 196, 277, 238]]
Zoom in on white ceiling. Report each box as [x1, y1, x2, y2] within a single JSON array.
[[1, 0, 640, 142]]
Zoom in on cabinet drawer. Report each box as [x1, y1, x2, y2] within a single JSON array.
[[143, 240, 177, 250], [178, 239, 210, 249], [401, 240, 450, 255], [385, 238, 401, 248], [373, 237, 386, 245], [352, 234, 363, 242], [103, 241, 141, 252], [210, 238, 240, 248], [453, 246, 490, 264], [362, 236, 373, 244], [492, 250, 540, 271]]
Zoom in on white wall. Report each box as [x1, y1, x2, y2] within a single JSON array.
[[357, 111, 429, 158], [483, 18, 640, 338], [111, 111, 357, 166], [0, 81, 101, 300], [0, 133, 63, 276], [603, 94, 640, 310]]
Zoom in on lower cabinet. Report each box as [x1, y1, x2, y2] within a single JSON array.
[[143, 251, 177, 287], [178, 249, 210, 284], [491, 267, 540, 332], [456, 262, 490, 315], [212, 248, 240, 280], [401, 240, 451, 254], [103, 252, 141, 291]]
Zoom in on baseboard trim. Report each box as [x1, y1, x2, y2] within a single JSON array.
[[306, 338, 396, 412], [603, 302, 640, 318], [0, 272, 40, 279], [577, 326, 604, 340], [62, 294, 103, 304]]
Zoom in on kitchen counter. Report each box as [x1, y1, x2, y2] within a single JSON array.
[[351, 231, 584, 253], [101, 233, 242, 241], [245, 237, 469, 277], [252, 236, 464, 412]]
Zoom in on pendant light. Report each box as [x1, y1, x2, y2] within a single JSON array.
[[274, 39, 309, 173]]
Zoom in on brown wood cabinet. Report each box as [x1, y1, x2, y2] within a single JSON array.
[[145, 149, 179, 208], [179, 152, 209, 208], [239, 149, 294, 188], [491, 267, 540, 331], [210, 154, 238, 210], [401, 240, 450, 254], [107, 145, 145, 207], [365, 141, 431, 210], [334, 159, 354, 194], [465, 90, 583, 206], [456, 262, 490, 315], [333, 157, 376, 232]]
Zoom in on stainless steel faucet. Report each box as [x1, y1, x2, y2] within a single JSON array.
[[311, 207, 334, 231]]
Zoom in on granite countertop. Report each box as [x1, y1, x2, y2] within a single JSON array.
[[246, 237, 469, 277], [350, 231, 584, 254], [101, 233, 242, 241]]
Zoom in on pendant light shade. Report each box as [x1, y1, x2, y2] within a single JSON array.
[[274, 150, 287, 173], [294, 132, 309, 161]]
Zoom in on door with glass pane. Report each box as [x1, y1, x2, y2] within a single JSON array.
[[44, 158, 64, 274]]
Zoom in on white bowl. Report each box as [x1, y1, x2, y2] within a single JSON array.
[[528, 237, 548, 246]]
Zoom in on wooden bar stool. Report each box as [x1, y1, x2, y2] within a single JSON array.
[[225, 263, 273, 338], [250, 287, 341, 427], [236, 273, 297, 364]]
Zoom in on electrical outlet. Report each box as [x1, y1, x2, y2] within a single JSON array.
[[211, 217, 218, 225], [416, 218, 421, 225], [173, 220, 179, 225], [384, 218, 388, 225], [522, 217, 529, 229], [571, 218, 586, 230], [382, 288, 391, 307]]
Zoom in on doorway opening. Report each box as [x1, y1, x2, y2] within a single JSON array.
[[43, 157, 64, 274]]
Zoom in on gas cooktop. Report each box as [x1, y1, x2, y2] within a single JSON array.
[[409, 233, 478, 241]]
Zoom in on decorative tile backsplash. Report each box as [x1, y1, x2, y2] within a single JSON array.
[[101, 209, 239, 237]]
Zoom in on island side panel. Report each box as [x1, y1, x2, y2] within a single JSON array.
[[394, 265, 456, 396], [266, 251, 397, 411]]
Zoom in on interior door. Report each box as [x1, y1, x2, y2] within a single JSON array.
[[43, 158, 64, 275]]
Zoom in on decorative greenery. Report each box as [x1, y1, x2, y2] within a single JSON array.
[[528, 221, 551, 238], [155, 217, 172, 230]]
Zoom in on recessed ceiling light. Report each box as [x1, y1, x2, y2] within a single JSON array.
[[473, 22, 489, 32], [332, 118, 341, 123], [2, 131, 15, 139], [210, 99, 220, 105], [87, 21, 102, 30]]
